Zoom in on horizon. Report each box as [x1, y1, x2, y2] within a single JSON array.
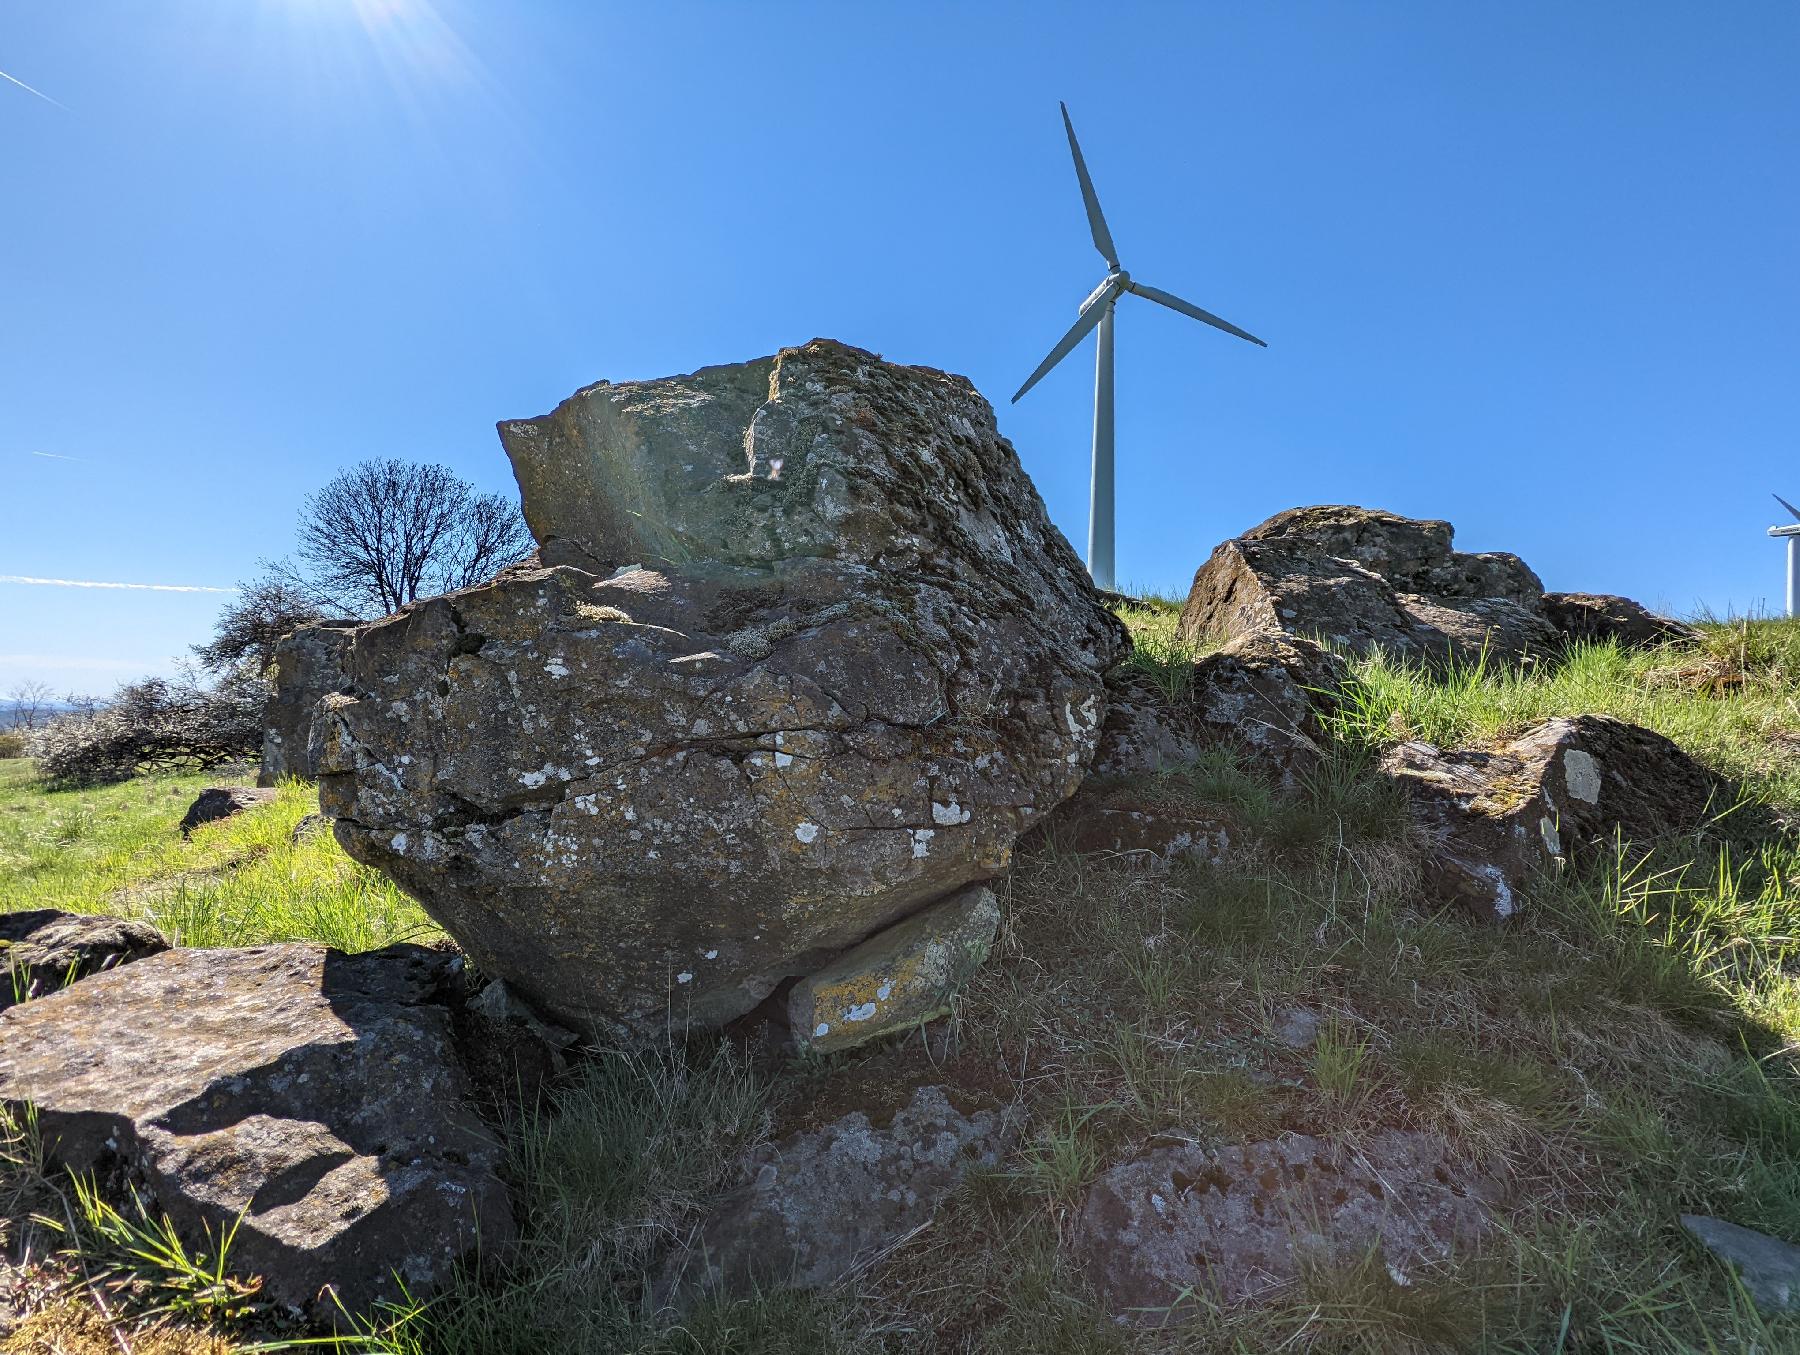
[[4, 2, 1798, 694]]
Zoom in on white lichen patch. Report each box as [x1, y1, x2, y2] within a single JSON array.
[[931, 800, 971, 825], [676, 972, 693, 984], [910, 828, 935, 858], [843, 1002, 878, 1023], [544, 657, 571, 679], [794, 822, 820, 844], [1563, 749, 1602, 804], [391, 832, 409, 853]]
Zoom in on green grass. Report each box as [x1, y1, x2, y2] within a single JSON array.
[[0, 759, 436, 950]]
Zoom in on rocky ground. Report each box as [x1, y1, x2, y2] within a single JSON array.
[[3, 342, 1798, 1353]]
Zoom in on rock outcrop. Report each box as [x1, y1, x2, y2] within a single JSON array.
[[1077, 1130, 1492, 1316], [1681, 1214, 1800, 1316], [1381, 715, 1726, 920], [259, 623, 357, 787], [0, 943, 511, 1317], [661, 1084, 1016, 1302], [0, 909, 168, 1009], [317, 340, 1122, 1042], [178, 786, 279, 837], [1177, 506, 1691, 673], [1178, 506, 1558, 670]]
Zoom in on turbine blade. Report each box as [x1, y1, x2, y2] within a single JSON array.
[[1127, 281, 1267, 347], [1776, 493, 1800, 524], [1011, 290, 1115, 403], [1060, 102, 1119, 269]]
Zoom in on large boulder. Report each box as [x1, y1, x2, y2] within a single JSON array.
[[318, 340, 1123, 1041], [1541, 592, 1697, 650], [1381, 714, 1725, 920], [0, 909, 168, 1010], [178, 785, 278, 837], [0, 943, 511, 1318], [1076, 1130, 1492, 1316], [1177, 506, 1558, 671], [260, 622, 357, 787]]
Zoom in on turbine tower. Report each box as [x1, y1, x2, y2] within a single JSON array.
[[1012, 102, 1265, 593], [1773, 493, 1800, 618]]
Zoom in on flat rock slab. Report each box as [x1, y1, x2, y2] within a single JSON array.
[[1681, 1214, 1800, 1315], [789, 884, 999, 1052], [0, 909, 169, 1010], [318, 339, 1121, 1041], [1077, 1129, 1492, 1317], [1381, 714, 1725, 920], [661, 1083, 1016, 1303], [178, 787, 279, 837], [0, 943, 512, 1318]]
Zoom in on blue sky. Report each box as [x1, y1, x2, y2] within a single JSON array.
[[3, 2, 1796, 694]]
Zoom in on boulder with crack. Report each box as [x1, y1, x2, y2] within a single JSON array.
[[1381, 714, 1726, 920], [659, 1084, 1017, 1303], [1076, 1129, 1492, 1317], [318, 340, 1122, 1042], [0, 943, 512, 1318]]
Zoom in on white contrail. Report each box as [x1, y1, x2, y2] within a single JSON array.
[[0, 66, 67, 110], [0, 575, 233, 594], [30, 451, 85, 462]]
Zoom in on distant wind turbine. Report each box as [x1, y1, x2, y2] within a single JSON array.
[[1772, 493, 1800, 618], [1012, 102, 1265, 593]]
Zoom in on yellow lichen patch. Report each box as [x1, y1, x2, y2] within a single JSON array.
[[2, 1299, 237, 1355]]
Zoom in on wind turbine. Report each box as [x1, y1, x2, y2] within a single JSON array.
[[1773, 493, 1800, 618], [1012, 102, 1266, 593]]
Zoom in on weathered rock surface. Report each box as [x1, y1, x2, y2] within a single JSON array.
[[1382, 715, 1725, 920], [1178, 505, 1556, 671], [1093, 633, 1346, 786], [1077, 1130, 1491, 1315], [662, 1084, 1016, 1302], [319, 340, 1122, 1040], [789, 884, 999, 1053], [178, 786, 278, 837], [1541, 592, 1697, 650], [0, 909, 168, 1010], [1044, 790, 1234, 867], [1681, 1214, 1800, 1315], [0, 943, 511, 1317], [260, 623, 357, 787]]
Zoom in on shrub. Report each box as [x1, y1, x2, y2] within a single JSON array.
[[0, 731, 25, 759], [30, 672, 265, 787]]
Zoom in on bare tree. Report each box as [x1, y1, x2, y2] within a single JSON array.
[[5, 680, 55, 730], [290, 459, 533, 618], [192, 573, 329, 676]]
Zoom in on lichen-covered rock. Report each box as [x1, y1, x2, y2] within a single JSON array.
[[1177, 505, 1559, 671], [0, 943, 511, 1318], [320, 340, 1122, 1041], [259, 623, 357, 786], [1381, 714, 1725, 920], [1541, 592, 1697, 650], [1044, 791, 1234, 866], [0, 909, 168, 1010], [1076, 1130, 1492, 1316], [1093, 634, 1346, 787], [661, 1084, 1017, 1302], [178, 786, 278, 837], [789, 884, 999, 1052]]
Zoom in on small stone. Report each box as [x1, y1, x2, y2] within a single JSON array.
[[788, 884, 1000, 1054], [1271, 1007, 1321, 1049], [1681, 1214, 1800, 1315]]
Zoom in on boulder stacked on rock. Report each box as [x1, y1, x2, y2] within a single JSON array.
[[315, 340, 1123, 1042], [1178, 505, 1687, 670], [0, 908, 168, 1009]]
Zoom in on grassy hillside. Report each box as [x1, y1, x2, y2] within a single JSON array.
[[3, 617, 1798, 1354]]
